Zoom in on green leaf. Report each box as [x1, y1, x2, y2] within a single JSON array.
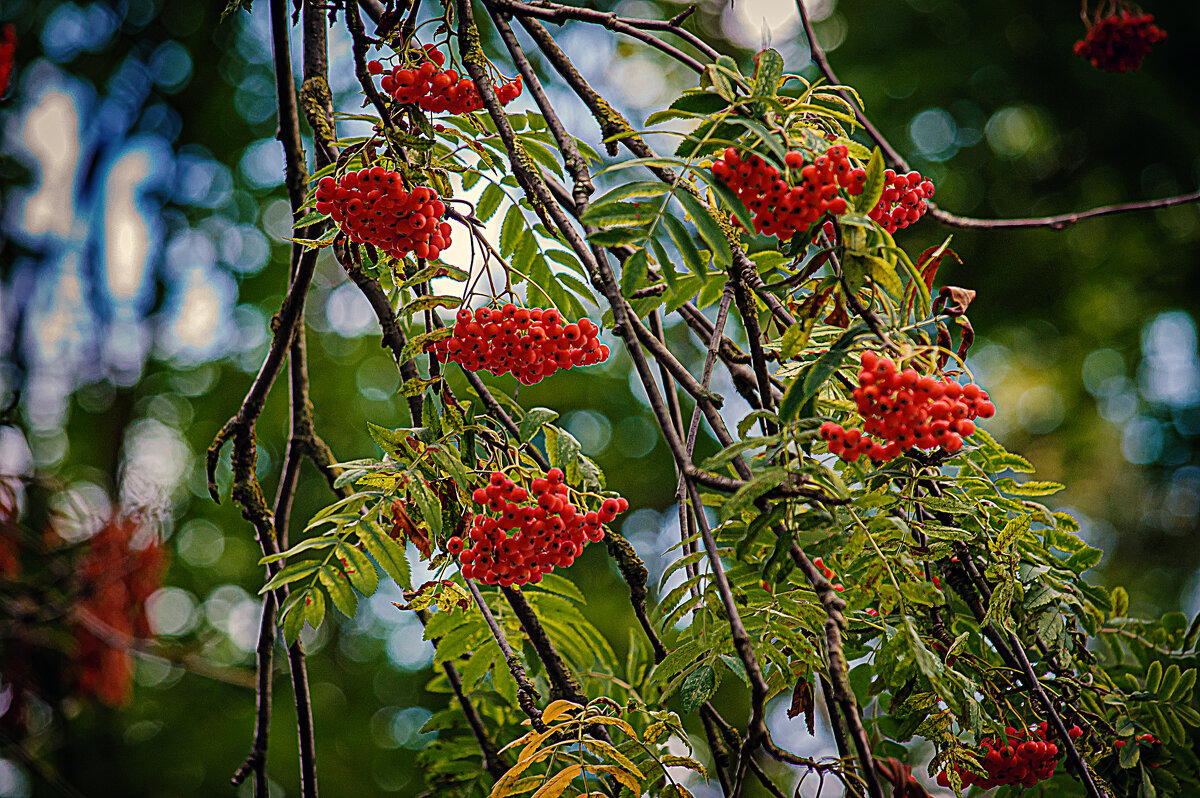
[[281, 595, 306, 644], [399, 294, 459, 316], [476, 182, 504, 222], [336, 540, 379, 597], [304, 587, 326, 629], [621, 248, 649, 297], [866, 255, 903, 298], [581, 198, 662, 227], [854, 147, 886, 214], [318, 566, 359, 618], [663, 213, 706, 278], [751, 49, 785, 98], [587, 226, 649, 247], [993, 514, 1031, 554], [422, 393, 443, 440], [780, 323, 869, 421], [701, 173, 756, 233], [500, 204, 525, 257], [552, 427, 582, 472], [261, 561, 321, 594], [1064, 545, 1103, 573], [779, 320, 815, 360], [409, 478, 443, 540], [720, 466, 788, 522], [261, 536, 337, 564], [646, 90, 727, 126], [1119, 737, 1140, 769], [677, 192, 732, 269], [519, 407, 560, 443], [1147, 660, 1163, 693], [994, 479, 1065, 497], [1111, 586, 1130, 617], [359, 524, 412, 589], [680, 664, 718, 713]]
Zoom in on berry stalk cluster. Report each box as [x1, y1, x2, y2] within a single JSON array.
[[431, 304, 610, 385], [1074, 10, 1166, 73], [711, 144, 936, 240], [371, 44, 522, 114], [937, 723, 1081, 790], [449, 468, 628, 586], [711, 145, 866, 241], [315, 168, 452, 261], [867, 169, 936, 234], [819, 351, 995, 463]]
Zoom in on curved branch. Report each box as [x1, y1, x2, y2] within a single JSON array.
[[794, 0, 1199, 232]]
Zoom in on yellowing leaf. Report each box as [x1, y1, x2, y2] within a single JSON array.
[[530, 764, 582, 798], [590, 765, 641, 793], [498, 730, 537, 755], [542, 699, 582, 725], [661, 754, 707, 778], [584, 741, 643, 778], [587, 715, 637, 736]]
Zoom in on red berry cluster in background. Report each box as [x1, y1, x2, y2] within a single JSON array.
[[1074, 10, 1166, 73], [937, 723, 1079, 790], [73, 515, 167, 707], [867, 169, 935, 234], [0, 25, 15, 97], [372, 44, 522, 114], [431, 304, 610, 385], [315, 167, 452, 261], [711, 144, 866, 241], [1115, 733, 1161, 749], [449, 468, 628, 586], [819, 350, 995, 463]]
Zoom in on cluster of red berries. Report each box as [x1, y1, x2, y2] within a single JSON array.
[[74, 515, 167, 707], [1074, 10, 1166, 73], [711, 145, 867, 241], [431, 304, 610, 385], [819, 351, 995, 463], [370, 44, 522, 114], [937, 723, 1080, 790], [0, 25, 15, 97], [866, 169, 936, 234], [1115, 733, 1161, 750], [315, 167, 452, 261], [449, 468, 628, 586]]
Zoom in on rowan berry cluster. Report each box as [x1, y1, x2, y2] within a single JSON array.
[[448, 468, 628, 586], [866, 169, 936, 234], [315, 168, 452, 261], [0, 25, 15, 97], [74, 515, 166, 706], [431, 304, 610, 385], [1074, 10, 1166, 73], [371, 44, 522, 114], [711, 144, 866, 241], [1115, 733, 1161, 749], [937, 723, 1080, 790], [819, 351, 995, 463]]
